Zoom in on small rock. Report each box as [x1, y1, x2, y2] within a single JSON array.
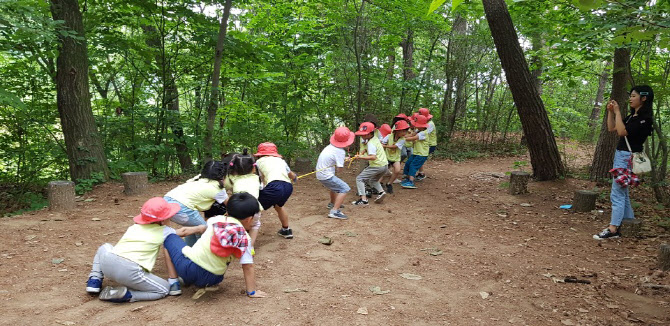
[[52, 258, 64, 264], [344, 231, 357, 237], [58, 269, 68, 272], [370, 286, 390, 295], [520, 203, 532, 207], [91, 218, 101, 221], [130, 306, 144, 312], [84, 198, 95, 202], [24, 235, 36, 241], [429, 250, 443, 256], [561, 319, 575, 326], [356, 307, 368, 315], [400, 273, 422, 280], [75, 242, 83, 247], [479, 291, 490, 299], [319, 237, 333, 245], [578, 308, 589, 313], [439, 225, 447, 228]]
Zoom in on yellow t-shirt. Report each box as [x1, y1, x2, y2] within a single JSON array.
[[224, 174, 262, 210], [413, 130, 430, 157], [182, 216, 249, 275], [113, 224, 165, 271], [427, 120, 437, 146], [256, 156, 291, 184], [385, 133, 404, 162], [165, 178, 222, 211], [367, 137, 388, 167]]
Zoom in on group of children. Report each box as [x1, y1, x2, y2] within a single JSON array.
[[85, 143, 296, 302], [316, 108, 438, 219]]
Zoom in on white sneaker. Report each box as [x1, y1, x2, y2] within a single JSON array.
[[393, 179, 402, 184], [374, 191, 386, 203], [328, 210, 348, 219]]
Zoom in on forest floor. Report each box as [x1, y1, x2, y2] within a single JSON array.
[[1, 145, 670, 326]]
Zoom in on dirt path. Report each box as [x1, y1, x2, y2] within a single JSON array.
[[1, 156, 669, 325]]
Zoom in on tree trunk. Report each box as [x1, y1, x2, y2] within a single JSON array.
[[204, 0, 233, 161], [141, 24, 193, 173], [588, 63, 610, 133], [482, 0, 563, 180], [590, 48, 630, 182], [50, 0, 109, 181], [529, 34, 543, 95], [399, 28, 415, 113], [446, 14, 468, 140]]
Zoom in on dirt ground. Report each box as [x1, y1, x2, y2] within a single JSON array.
[[1, 153, 669, 326]]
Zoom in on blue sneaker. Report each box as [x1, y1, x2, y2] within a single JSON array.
[[415, 173, 426, 181], [169, 282, 182, 296], [86, 277, 102, 294], [328, 210, 348, 220], [99, 286, 132, 303], [401, 180, 417, 189]]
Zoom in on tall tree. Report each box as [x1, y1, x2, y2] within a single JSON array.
[[482, 0, 563, 180], [588, 63, 610, 133], [204, 0, 233, 161], [590, 48, 630, 181], [50, 0, 109, 181]]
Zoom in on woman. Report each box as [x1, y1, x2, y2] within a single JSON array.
[[593, 85, 654, 240]]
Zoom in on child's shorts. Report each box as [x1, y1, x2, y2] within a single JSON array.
[[319, 176, 350, 194], [258, 181, 293, 210], [163, 234, 224, 288], [429, 146, 437, 154], [164, 196, 206, 226]]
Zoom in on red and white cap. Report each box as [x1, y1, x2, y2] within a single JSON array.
[[133, 197, 180, 225]]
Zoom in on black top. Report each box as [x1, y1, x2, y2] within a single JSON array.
[[617, 114, 653, 152]]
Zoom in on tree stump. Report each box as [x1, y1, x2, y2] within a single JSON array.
[[621, 218, 643, 238], [659, 244, 670, 271], [509, 171, 530, 195], [573, 190, 598, 212], [122, 172, 148, 196], [48, 181, 75, 211], [294, 158, 312, 173]]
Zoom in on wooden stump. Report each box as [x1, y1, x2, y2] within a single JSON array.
[[573, 190, 598, 212], [621, 218, 643, 238], [294, 158, 312, 173], [48, 181, 75, 211], [509, 171, 530, 195], [122, 172, 148, 196], [659, 244, 670, 271]]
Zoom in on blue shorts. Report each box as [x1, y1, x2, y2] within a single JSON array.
[[258, 181, 293, 210], [403, 155, 428, 177], [429, 146, 437, 154], [163, 234, 224, 288], [319, 176, 350, 194]]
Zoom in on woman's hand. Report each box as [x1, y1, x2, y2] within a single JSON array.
[[607, 100, 619, 113]]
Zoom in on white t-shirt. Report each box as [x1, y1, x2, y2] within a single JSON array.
[[366, 141, 377, 155], [381, 135, 389, 145], [316, 145, 346, 180]]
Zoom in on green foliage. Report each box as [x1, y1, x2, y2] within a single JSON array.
[[512, 160, 528, 172], [3, 191, 48, 217], [75, 172, 106, 195]]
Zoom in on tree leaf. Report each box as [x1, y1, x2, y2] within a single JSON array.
[[427, 0, 448, 14], [572, 0, 602, 11]]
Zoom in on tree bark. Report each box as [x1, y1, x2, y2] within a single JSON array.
[[204, 0, 233, 161], [588, 63, 610, 133], [399, 28, 415, 113], [590, 48, 630, 182], [445, 14, 468, 140], [50, 0, 109, 181], [482, 0, 563, 180]]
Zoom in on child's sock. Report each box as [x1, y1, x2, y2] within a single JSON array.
[[281, 226, 290, 230], [329, 209, 338, 214], [168, 278, 179, 285]]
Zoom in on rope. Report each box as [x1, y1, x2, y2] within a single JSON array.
[[295, 157, 357, 180]]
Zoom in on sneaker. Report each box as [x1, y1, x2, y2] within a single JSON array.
[[169, 282, 182, 296], [374, 191, 387, 204], [278, 228, 294, 239], [99, 286, 132, 302], [401, 180, 417, 189], [327, 203, 345, 209], [351, 199, 369, 206], [593, 228, 621, 240], [415, 173, 426, 181], [393, 179, 402, 184], [86, 277, 102, 294], [386, 184, 394, 194], [328, 210, 348, 220]]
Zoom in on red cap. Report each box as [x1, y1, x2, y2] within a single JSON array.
[[394, 113, 408, 120], [330, 126, 355, 148], [254, 142, 282, 158], [412, 115, 429, 128], [394, 120, 410, 131], [419, 108, 433, 119], [133, 197, 181, 225], [379, 124, 392, 138], [355, 122, 376, 136]]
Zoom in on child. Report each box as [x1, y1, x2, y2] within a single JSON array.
[[401, 114, 430, 189], [223, 149, 263, 243], [352, 122, 389, 205], [416, 108, 437, 181], [382, 120, 410, 194], [316, 126, 355, 219], [254, 142, 297, 239], [162, 192, 266, 298], [164, 161, 228, 246], [85, 197, 182, 302]]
